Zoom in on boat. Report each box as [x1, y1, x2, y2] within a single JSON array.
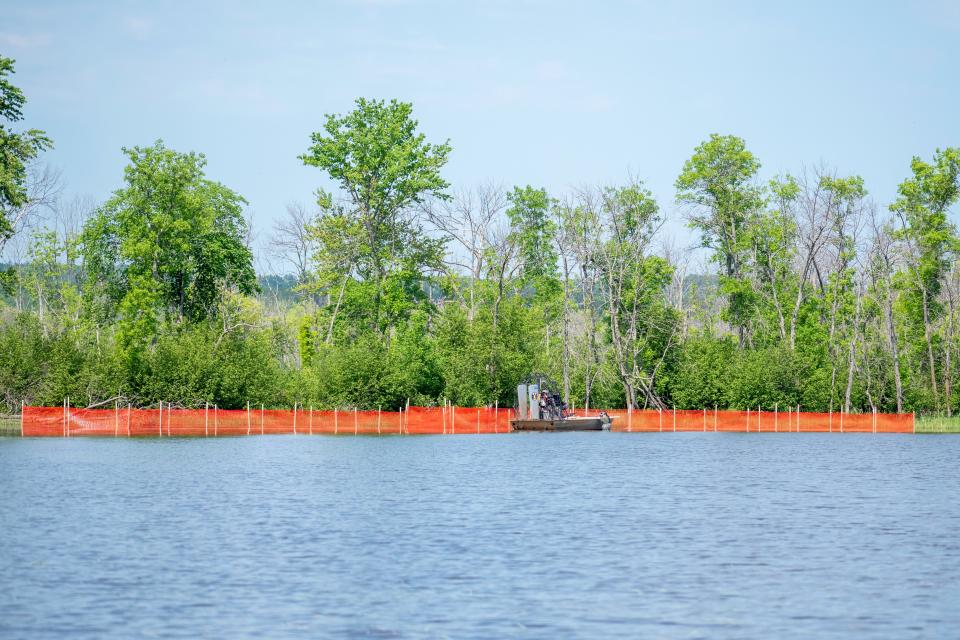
[[510, 375, 613, 432]]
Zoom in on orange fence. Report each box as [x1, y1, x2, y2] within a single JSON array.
[[20, 404, 515, 437], [607, 408, 914, 434], [18, 405, 914, 437]]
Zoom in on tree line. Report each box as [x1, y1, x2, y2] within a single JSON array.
[[2, 56, 959, 414]]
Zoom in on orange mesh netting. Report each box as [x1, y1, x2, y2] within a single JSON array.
[[19, 405, 914, 436], [606, 408, 914, 434]]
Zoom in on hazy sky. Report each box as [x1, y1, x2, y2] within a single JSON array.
[[3, 0, 958, 270]]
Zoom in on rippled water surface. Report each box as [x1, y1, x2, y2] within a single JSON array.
[[1, 433, 959, 639]]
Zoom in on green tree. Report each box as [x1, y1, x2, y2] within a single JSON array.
[[0, 56, 53, 251], [597, 183, 677, 408], [81, 141, 257, 349], [506, 185, 560, 302], [891, 148, 960, 408], [301, 98, 450, 335], [676, 134, 763, 348]]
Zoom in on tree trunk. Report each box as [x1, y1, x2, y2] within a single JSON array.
[[885, 286, 904, 413], [945, 286, 955, 417], [922, 288, 939, 406], [561, 254, 571, 406]]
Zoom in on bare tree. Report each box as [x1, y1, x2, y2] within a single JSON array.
[[595, 182, 673, 409], [422, 183, 507, 319], [867, 208, 904, 413], [270, 202, 316, 285], [0, 163, 62, 256]]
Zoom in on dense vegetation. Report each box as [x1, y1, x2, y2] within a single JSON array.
[[2, 56, 959, 415]]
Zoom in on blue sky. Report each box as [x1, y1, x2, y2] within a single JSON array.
[[3, 0, 958, 269]]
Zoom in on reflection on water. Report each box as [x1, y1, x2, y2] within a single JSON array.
[[1, 433, 958, 639]]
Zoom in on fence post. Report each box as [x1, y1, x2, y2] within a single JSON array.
[[658, 407, 662, 432], [334, 408, 338, 435], [115, 399, 119, 437], [246, 401, 251, 435], [205, 402, 209, 437], [354, 407, 358, 435], [405, 398, 410, 435], [796, 404, 800, 432], [442, 400, 447, 434], [293, 402, 297, 435], [452, 405, 456, 434], [377, 406, 381, 435], [673, 406, 676, 432], [261, 403, 264, 435], [829, 408, 832, 433], [158, 400, 162, 438], [714, 405, 717, 432], [840, 409, 843, 433], [746, 406, 749, 432], [703, 407, 706, 432], [20, 399, 24, 437], [628, 404, 632, 432], [127, 404, 131, 437], [309, 405, 313, 435], [477, 407, 480, 434], [495, 401, 498, 434], [775, 403, 778, 432], [214, 404, 218, 436]]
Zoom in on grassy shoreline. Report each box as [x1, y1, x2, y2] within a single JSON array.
[[0, 415, 21, 436], [914, 416, 960, 433]]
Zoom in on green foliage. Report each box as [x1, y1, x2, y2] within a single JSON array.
[[2, 98, 958, 418], [301, 98, 449, 335], [0, 56, 52, 244], [301, 98, 451, 222], [81, 141, 257, 348], [434, 296, 539, 407], [676, 134, 763, 342], [667, 333, 734, 409], [891, 148, 960, 310], [506, 185, 560, 299]]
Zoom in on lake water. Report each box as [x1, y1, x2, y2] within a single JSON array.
[[1, 433, 958, 639]]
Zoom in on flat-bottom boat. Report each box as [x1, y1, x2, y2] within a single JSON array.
[[510, 375, 613, 432]]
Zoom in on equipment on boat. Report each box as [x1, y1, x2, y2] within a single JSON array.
[[510, 374, 613, 432]]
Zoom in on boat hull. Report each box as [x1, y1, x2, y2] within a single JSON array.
[[510, 417, 609, 432]]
